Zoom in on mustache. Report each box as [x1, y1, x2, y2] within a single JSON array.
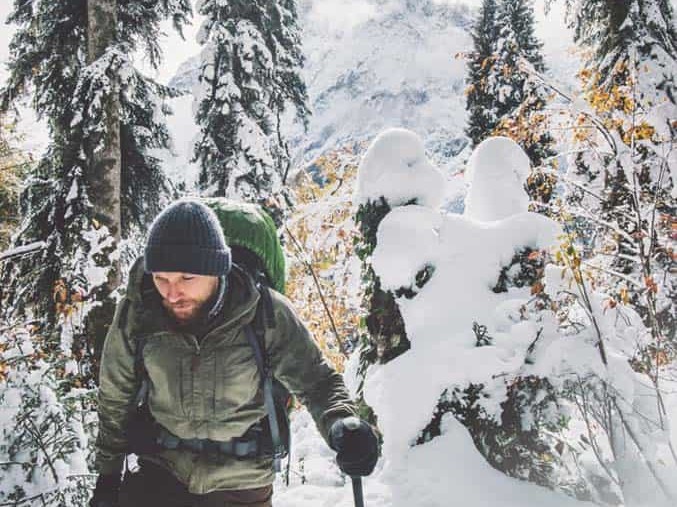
[[163, 299, 195, 308]]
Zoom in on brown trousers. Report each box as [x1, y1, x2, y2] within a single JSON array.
[[119, 460, 273, 507]]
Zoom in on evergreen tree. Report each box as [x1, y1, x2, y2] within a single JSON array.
[[465, 0, 554, 170], [0, 0, 190, 371], [0, 1, 190, 502], [465, 0, 500, 147], [194, 0, 309, 220], [564, 0, 676, 96], [491, 0, 554, 167]]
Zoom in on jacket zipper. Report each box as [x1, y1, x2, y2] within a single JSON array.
[[189, 335, 201, 372]]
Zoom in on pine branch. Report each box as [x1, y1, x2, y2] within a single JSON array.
[[0, 241, 46, 262]]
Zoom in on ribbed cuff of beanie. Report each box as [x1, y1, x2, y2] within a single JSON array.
[[144, 244, 232, 276]]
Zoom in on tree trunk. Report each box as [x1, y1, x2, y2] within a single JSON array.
[[87, 0, 121, 244], [86, 0, 121, 376]]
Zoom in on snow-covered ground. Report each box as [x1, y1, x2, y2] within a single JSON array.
[[275, 408, 589, 507]]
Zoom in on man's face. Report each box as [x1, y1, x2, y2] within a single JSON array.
[[152, 272, 219, 325]]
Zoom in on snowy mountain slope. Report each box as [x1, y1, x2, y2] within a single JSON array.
[[292, 0, 475, 169], [163, 0, 581, 197], [1, 0, 581, 183], [167, 0, 475, 179]]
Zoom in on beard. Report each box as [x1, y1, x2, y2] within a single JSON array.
[[162, 298, 208, 326]]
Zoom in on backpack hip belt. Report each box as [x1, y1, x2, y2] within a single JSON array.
[[155, 425, 261, 459]]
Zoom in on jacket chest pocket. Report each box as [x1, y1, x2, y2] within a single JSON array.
[[212, 341, 260, 417], [143, 339, 191, 417]]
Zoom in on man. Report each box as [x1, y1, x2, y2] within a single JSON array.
[[90, 200, 378, 507]]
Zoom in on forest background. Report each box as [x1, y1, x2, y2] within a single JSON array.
[[0, 1, 675, 506]]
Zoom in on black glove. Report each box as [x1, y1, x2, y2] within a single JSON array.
[[329, 416, 379, 477], [89, 473, 121, 507]]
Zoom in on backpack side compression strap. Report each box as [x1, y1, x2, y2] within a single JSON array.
[[244, 323, 285, 473]]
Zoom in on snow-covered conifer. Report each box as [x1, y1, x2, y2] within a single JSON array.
[[0, 2, 190, 501], [355, 131, 677, 505], [193, 0, 309, 221], [354, 128, 445, 421], [466, 0, 555, 171], [0, 0, 190, 336], [491, 0, 554, 167], [465, 0, 500, 147]]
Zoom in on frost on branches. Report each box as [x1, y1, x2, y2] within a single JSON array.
[[285, 146, 367, 373], [0, 1, 190, 504], [0, 324, 96, 506], [193, 0, 309, 221], [353, 130, 677, 506]]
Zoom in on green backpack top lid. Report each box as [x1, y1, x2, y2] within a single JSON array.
[[201, 198, 286, 294]]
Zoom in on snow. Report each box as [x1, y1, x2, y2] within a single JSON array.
[[153, 93, 201, 191], [351, 129, 677, 506], [1, 1, 674, 505], [464, 136, 531, 221], [274, 407, 586, 507], [356, 128, 447, 207], [353, 132, 592, 504], [0, 241, 47, 262]]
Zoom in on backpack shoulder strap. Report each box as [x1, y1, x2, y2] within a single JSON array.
[[255, 271, 276, 329], [133, 335, 149, 409], [117, 299, 150, 409], [245, 282, 286, 472]]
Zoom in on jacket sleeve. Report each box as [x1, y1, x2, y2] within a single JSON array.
[[94, 298, 136, 475], [268, 293, 358, 444]]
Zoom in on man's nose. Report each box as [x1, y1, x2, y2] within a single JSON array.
[[166, 284, 183, 302]]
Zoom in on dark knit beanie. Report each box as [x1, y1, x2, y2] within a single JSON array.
[[144, 200, 232, 276]]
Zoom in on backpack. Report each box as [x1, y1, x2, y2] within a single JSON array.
[[203, 198, 294, 468], [128, 198, 293, 478]]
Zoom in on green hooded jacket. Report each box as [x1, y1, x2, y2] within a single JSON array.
[[94, 257, 357, 494]]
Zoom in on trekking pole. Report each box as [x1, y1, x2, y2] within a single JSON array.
[[350, 476, 365, 507], [343, 417, 366, 507]]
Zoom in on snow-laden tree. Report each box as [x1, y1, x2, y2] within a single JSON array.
[[555, 0, 676, 345], [512, 3, 677, 503], [193, 0, 309, 221], [490, 0, 555, 168], [0, 325, 96, 505], [354, 130, 677, 505], [465, 0, 555, 171], [465, 0, 500, 147], [0, 1, 189, 503], [353, 129, 446, 425], [0, 0, 190, 342]]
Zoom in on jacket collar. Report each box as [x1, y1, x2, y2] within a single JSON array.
[[124, 256, 260, 340]]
